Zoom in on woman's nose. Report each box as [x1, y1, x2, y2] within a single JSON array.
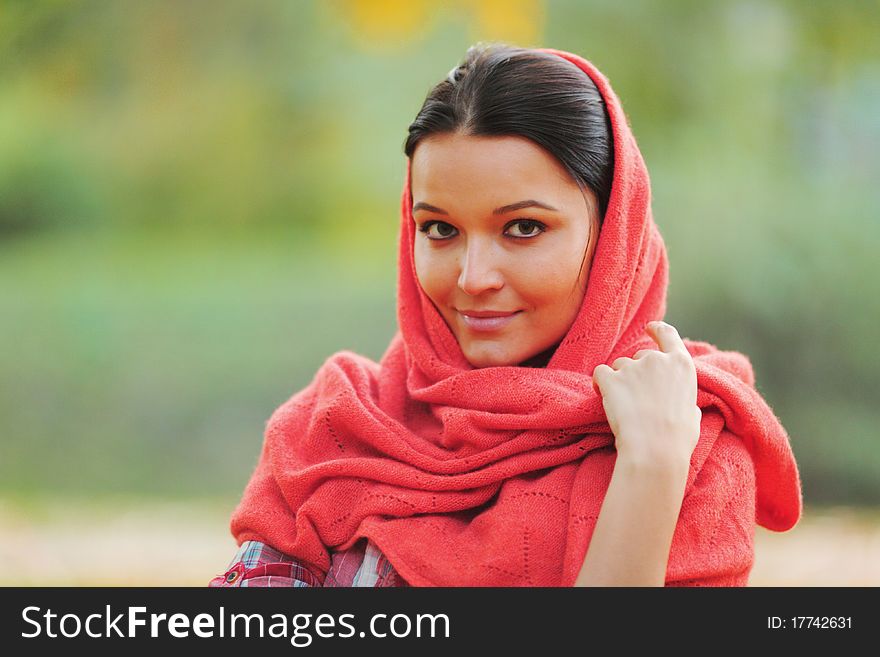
[[458, 241, 504, 296]]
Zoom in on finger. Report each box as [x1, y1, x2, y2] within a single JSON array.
[[611, 357, 630, 370], [592, 363, 613, 394], [646, 320, 687, 355], [632, 349, 656, 360]]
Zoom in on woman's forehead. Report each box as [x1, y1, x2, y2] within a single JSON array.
[[410, 133, 582, 211]]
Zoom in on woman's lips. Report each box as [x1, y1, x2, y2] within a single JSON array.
[[458, 310, 522, 332]]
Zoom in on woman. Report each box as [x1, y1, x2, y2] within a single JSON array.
[[211, 44, 802, 588]]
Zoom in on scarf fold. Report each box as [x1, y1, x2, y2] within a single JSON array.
[[230, 48, 802, 586]]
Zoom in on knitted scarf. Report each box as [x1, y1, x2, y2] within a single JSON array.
[[230, 49, 802, 586]]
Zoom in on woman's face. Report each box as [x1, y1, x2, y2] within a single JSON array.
[[411, 132, 600, 368]]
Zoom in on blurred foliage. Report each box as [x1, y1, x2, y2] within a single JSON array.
[[0, 0, 878, 505]]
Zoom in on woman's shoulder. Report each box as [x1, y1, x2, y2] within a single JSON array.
[[666, 428, 757, 586], [688, 426, 757, 506]]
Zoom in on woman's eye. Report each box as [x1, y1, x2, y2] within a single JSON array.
[[418, 219, 546, 240], [419, 221, 457, 240], [506, 219, 545, 238]]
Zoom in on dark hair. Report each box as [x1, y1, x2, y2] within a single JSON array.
[[404, 43, 614, 223]]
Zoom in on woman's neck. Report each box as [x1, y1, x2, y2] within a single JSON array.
[[518, 343, 560, 368]]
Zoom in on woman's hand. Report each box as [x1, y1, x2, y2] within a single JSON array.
[[578, 321, 701, 586], [592, 321, 701, 467]]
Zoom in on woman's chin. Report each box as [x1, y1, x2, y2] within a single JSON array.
[[462, 340, 560, 369], [462, 344, 520, 369]]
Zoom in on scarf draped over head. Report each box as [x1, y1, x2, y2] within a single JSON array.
[[230, 48, 802, 586]]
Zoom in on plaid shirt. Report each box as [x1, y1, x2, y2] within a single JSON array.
[[209, 538, 408, 587]]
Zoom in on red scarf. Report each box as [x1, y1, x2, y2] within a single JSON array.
[[230, 49, 802, 586]]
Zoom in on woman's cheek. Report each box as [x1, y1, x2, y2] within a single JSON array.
[[415, 250, 452, 303], [413, 246, 433, 292], [518, 253, 579, 301]]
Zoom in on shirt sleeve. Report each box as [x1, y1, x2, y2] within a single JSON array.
[[664, 427, 758, 587], [322, 538, 409, 587], [209, 540, 325, 587]]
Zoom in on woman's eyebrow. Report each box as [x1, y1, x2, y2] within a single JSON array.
[[493, 199, 559, 214], [411, 199, 559, 215], [412, 202, 448, 215]]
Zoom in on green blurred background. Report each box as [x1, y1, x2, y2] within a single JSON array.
[[1, 0, 878, 584]]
